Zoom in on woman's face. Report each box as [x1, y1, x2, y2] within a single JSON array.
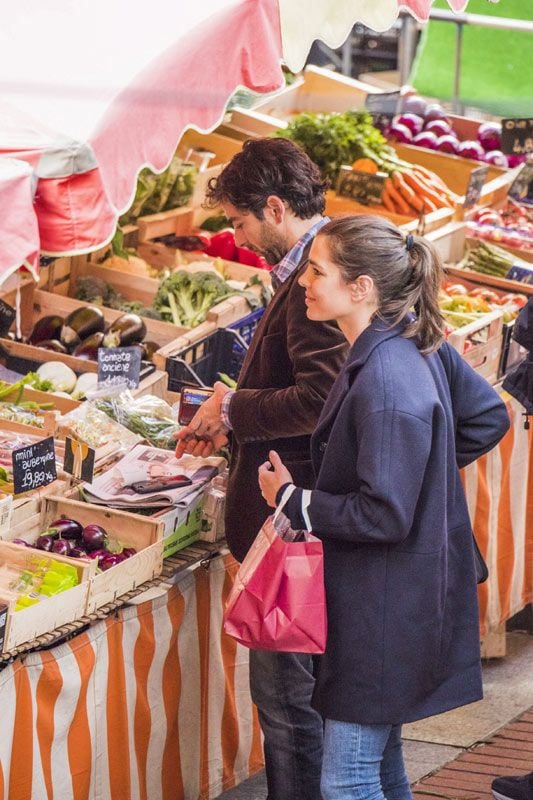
[[298, 235, 355, 323]]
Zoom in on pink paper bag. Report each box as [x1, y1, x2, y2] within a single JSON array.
[[223, 487, 327, 653]]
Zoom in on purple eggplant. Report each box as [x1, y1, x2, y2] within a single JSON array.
[[52, 538, 73, 556], [86, 548, 108, 567], [100, 553, 124, 571], [11, 538, 29, 547], [60, 306, 105, 349], [82, 524, 107, 551], [36, 534, 55, 551], [72, 332, 105, 360], [36, 339, 69, 354], [49, 518, 83, 540], [70, 546, 89, 558], [29, 315, 64, 345], [103, 313, 146, 347]]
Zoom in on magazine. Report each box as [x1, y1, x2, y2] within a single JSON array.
[[83, 443, 225, 508]]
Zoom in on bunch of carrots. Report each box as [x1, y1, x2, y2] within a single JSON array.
[[352, 157, 458, 216]]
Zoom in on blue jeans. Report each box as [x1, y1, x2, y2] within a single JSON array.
[[249, 649, 323, 800], [321, 720, 412, 800]]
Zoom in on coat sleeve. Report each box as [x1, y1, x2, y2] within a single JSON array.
[[228, 281, 347, 443], [438, 342, 510, 468], [283, 408, 433, 544]]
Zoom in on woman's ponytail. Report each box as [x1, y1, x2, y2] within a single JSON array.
[[403, 236, 445, 355]]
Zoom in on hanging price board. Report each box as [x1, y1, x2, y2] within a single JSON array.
[[97, 346, 141, 389], [0, 299, 16, 337], [64, 437, 95, 484], [12, 437, 57, 495], [365, 91, 401, 119], [501, 118, 533, 156], [508, 161, 533, 203]]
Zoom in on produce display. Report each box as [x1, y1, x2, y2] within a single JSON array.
[[155, 229, 270, 269], [0, 555, 80, 611], [440, 279, 526, 332], [386, 95, 527, 169], [277, 111, 457, 215], [120, 156, 197, 224], [14, 516, 137, 570], [61, 403, 141, 452], [467, 202, 533, 253], [26, 307, 159, 364], [456, 240, 533, 280], [93, 390, 180, 449]]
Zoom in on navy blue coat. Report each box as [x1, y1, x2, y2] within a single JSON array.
[[283, 319, 510, 725]]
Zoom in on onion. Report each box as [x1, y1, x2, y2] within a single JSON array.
[[424, 119, 452, 138], [36, 362, 77, 393], [477, 121, 502, 153], [424, 104, 448, 123], [412, 131, 439, 150], [394, 113, 423, 135], [389, 123, 414, 144], [401, 95, 427, 117], [483, 150, 509, 168], [436, 134, 460, 154], [456, 140, 486, 161]]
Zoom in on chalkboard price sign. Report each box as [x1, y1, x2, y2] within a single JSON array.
[[463, 165, 489, 209], [501, 118, 533, 156], [364, 91, 401, 119], [508, 161, 533, 203], [0, 298, 16, 337], [337, 166, 387, 206], [12, 436, 57, 495], [97, 346, 142, 389]]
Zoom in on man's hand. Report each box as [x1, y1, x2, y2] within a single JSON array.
[[258, 450, 294, 508], [174, 381, 230, 458]]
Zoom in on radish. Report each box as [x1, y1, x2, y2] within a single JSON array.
[[389, 123, 413, 144], [477, 121, 502, 152], [436, 134, 460, 154], [412, 131, 439, 150], [395, 113, 423, 135]]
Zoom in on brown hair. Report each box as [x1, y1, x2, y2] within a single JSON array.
[[204, 138, 328, 219], [318, 214, 445, 354]]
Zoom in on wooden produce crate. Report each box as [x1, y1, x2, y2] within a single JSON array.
[[11, 495, 164, 614], [393, 143, 518, 215], [325, 190, 454, 234], [425, 221, 467, 263], [0, 290, 181, 382], [252, 65, 378, 119], [0, 539, 95, 652], [446, 309, 504, 384], [220, 108, 287, 141]]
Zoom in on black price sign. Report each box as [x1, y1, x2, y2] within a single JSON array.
[[97, 346, 141, 389], [365, 91, 401, 119], [501, 118, 533, 156], [463, 165, 489, 209], [337, 166, 387, 205], [64, 437, 95, 484], [508, 161, 533, 203], [0, 298, 16, 338], [12, 436, 57, 495]]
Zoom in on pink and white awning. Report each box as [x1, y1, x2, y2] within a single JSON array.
[[0, 0, 485, 278]]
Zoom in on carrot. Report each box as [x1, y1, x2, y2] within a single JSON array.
[[401, 172, 451, 209], [411, 165, 457, 200], [352, 158, 378, 174], [384, 178, 412, 216], [381, 184, 397, 213], [390, 171, 425, 214], [422, 197, 438, 213]]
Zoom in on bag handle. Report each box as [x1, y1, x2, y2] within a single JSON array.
[[273, 484, 313, 533]]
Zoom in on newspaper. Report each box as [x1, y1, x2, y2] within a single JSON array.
[[82, 443, 225, 508]]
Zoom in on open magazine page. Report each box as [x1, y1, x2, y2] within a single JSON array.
[[83, 443, 225, 508]]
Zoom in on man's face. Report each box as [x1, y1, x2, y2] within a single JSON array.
[[222, 200, 290, 265]]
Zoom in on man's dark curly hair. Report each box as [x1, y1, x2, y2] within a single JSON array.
[[204, 137, 328, 219]]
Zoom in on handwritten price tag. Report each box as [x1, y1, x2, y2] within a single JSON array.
[[97, 346, 141, 389], [12, 437, 57, 495]]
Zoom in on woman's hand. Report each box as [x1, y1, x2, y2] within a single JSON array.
[[258, 450, 294, 508]]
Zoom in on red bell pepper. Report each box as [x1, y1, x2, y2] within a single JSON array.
[[235, 246, 270, 270], [205, 230, 238, 261]]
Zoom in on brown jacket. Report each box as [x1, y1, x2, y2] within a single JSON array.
[[225, 251, 348, 562]]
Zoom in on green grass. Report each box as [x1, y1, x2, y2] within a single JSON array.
[[410, 0, 533, 116]]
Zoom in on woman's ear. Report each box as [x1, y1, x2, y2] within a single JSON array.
[[350, 275, 375, 302]]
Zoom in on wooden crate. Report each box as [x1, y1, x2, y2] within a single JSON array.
[[447, 309, 504, 384], [252, 65, 378, 119], [393, 143, 518, 214], [425, 221, 467, 263], [40, 496, 164, 614], [325, 190, 454, 234], [0, 539, 95, 652], [220, 108, 287, 141]]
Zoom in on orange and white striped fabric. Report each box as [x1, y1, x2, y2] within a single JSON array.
[[462, 397, 533, 636], [0, 553, 263, 800]]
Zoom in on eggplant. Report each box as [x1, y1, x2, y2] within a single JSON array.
[[72, 331, 104, 360], [103, 313, 146, 347], [60, 306, 105, 349], [140, 340, 160, 361], [36, 339, 69, 354], [29, 315, 64, 345], [49, 517, 83, 540]]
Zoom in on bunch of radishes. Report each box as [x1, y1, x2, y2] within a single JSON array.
[[13, 517, 137, 571], [385, 94, 526, 169]]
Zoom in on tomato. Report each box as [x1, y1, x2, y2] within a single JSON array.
[[512, 294, 529, 309]]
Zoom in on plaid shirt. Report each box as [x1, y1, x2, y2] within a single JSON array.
[[221, 217, 330, 429]]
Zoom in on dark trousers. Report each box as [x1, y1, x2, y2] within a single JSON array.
[[249, 649, 324, 800]]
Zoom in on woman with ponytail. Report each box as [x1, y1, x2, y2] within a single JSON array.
[[258, 215, 510, 800]]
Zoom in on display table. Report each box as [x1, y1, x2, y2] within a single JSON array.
[[463, 397, 533, 636], [0, 552, 263, 800]]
